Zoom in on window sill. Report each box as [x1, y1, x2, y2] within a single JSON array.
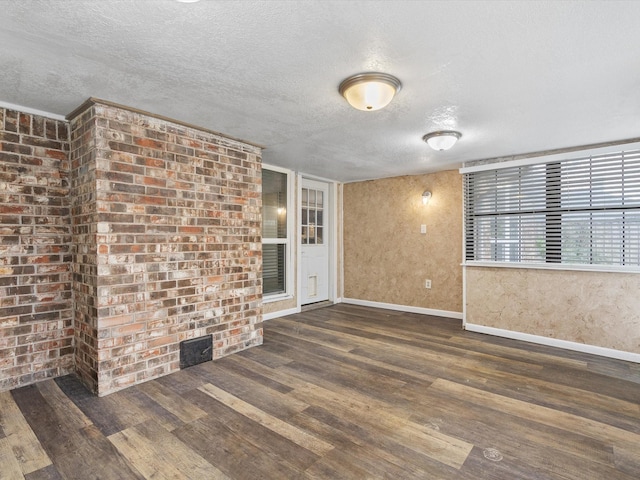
[[263, 293, 294, 304], [462, 261, 640, 274]]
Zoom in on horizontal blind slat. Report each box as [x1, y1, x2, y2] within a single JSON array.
[[465, 148, 640, 265]]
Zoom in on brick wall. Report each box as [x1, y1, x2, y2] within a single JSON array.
[[69, 100, 263, 395], [69, 106, 100, 391], [1, 100, 263, 396], [0, 108, 73, 391]]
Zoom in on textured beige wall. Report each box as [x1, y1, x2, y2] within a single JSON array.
[[343, 170, 463, 313], [466, 267, 640, 354], [263, 295, 298, 315]]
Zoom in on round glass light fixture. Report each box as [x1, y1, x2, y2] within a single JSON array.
[[339, 72, 402, 111], [422, 131, 462, 151]]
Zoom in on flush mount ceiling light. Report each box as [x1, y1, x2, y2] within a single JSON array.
[[422, 131, 462, 151], [176, 0, 200, 3], [423, 130, 462, 151], [339, 72, 402, 111]]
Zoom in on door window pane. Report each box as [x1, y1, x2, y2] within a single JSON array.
[[301, 187, 325, 245]]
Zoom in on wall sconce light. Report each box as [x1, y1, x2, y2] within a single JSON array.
[[423, 130, 462, 151], [277, 207, 286, 216], [339, 72, 402, 111], [422, 191, 432, 205]]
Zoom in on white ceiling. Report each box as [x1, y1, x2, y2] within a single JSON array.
[[2, 0, 640, 182]]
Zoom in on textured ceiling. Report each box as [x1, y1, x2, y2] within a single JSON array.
[[2, 0, 640, 182]]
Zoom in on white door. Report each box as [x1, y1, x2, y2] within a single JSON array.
[[300, 178, 330, 305]]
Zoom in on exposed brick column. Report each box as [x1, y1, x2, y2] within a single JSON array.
[[69, 105, 101, 392], [69, 100, 263, 395], [0, 108, 73, 391]]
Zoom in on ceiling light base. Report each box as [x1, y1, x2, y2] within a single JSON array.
[[423, 131, 462, 151], [339, 72, 402, 111]]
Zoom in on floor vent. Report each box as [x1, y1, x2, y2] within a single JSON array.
[[180, 335, 213, 369]]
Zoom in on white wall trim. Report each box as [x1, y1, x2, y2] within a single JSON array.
[[296, 172, 339, 184], [459, 141, 640, 174], [0, 101, 67, 122], [463, 261, 640, 275], [296, 173, 303, 312], [331, 180, 339, 304], [263, 307, 300, 321], [342, 298, 463, 320], [262, 294, 294, 304], [462, 265, 467, 327], [339, 184, 344, 302], [465, 323, 640, 364]]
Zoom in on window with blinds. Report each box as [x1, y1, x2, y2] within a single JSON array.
[[464, 148, 640, 267], [262, 167, 290, 296]]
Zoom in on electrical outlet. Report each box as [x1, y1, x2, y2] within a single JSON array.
[[425, 279, 431, 289]]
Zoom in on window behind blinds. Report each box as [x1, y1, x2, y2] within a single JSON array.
[[262, 168, 289, 295], [464, 148, 640, 267]]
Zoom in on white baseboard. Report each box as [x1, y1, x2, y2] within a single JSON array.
[[263, 298, 343, 321], [342, 298, 463, 320], [262, 307, 299, 321], [465, 323, 640, 364]]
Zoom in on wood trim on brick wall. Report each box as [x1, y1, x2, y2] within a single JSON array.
[[67, 98, 265, 150]]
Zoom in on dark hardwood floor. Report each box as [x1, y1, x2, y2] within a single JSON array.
[[2, 304, 639, 479]]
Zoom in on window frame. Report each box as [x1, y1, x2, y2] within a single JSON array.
[[261, 164, 294, 301], [461, 142, 640, 274]]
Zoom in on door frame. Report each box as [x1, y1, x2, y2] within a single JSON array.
[[297, 173, 338, 311]]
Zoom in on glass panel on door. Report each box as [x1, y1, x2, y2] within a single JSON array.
[[301, 187, 324, 245]]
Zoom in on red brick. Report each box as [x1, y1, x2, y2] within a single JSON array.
[[2, 101, 263, 396], [0, 109, 72, 393]]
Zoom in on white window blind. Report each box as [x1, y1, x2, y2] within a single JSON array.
[[464, 148, 640, 267], [262, 168, 289, 296]]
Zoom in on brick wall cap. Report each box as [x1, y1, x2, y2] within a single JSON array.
[[67, 98, 264, 152]]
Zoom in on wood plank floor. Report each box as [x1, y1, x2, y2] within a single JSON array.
[[2, 304, 640, 479]]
